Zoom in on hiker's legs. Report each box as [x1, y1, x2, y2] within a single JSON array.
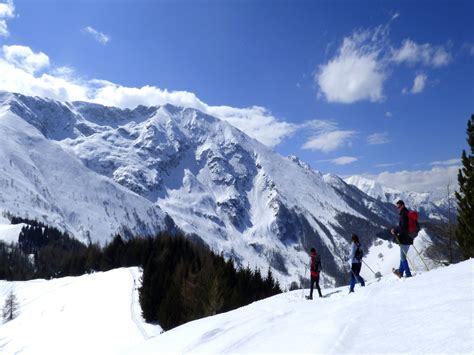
[[400, 244, 412, 277], [309, 277, 315, 298], [399, 247, 406, 276], [349, 265, 357, 291], [352, 263, 364, 288], [314, 276, 322, 297]]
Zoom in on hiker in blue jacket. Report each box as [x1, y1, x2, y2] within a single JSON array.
[[347, 234, 365, 293]]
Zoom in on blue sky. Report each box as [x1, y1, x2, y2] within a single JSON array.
[[0, 0, 472, 193]]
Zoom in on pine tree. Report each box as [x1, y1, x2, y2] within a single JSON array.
[[455, 114, 474, 258], [2, 289, 19, 322]]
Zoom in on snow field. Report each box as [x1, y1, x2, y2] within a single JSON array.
[[1, 261, 472, 354], [0, 268, 161, 355], [129, 259, 473, 354], [0, 220, 26, 244]]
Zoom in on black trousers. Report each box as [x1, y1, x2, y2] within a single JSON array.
[[349, 263, 365, 290], [310, 275, 322, 298]]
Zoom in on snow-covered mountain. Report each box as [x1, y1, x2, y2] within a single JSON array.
[[1, 261, 472, 354], [0, 92, 416, 286], [344, 175, 452, 222]]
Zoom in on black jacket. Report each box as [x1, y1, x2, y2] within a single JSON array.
[[395, 207, 413, 245]]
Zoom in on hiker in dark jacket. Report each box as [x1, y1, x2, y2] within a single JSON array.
[[307, 247, 322, 299], [347, 234, 365, 293], [391, 200, 413, 277]]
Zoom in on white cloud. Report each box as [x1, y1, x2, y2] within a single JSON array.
[[0, 0, 14, 17], [0, 45, 296, 147], [410, 73, 427, 94], [0, 59, 89, 101], [430, 158, 460, 166], [331, 156, 358, 165], [391, 39, 451, 67], [316, 27, 388, 104], [0, 0, 15, 37], [385, 111, 392, 118], [51, 66, 76, 78], [367, 165, 460, 194], [302, 120, 356, 152], [316, 20, 453, 104], [2, 45, 50, 74], [367, 132, 390, 145], [83, 26, 110, 45], [207, 105, 297, 147]]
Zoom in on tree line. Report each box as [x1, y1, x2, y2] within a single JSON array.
[[0, 217, 281, 330], [139, 234, 281, 330]]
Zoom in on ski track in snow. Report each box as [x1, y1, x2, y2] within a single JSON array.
[[128, 268, 152, 341], [330, 282, 383, 354]]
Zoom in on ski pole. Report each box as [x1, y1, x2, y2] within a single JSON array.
[[302, 267, 307, 299], [349, 266, 360, 282], [394, 234, 416, 272], [411, 243, 430, 271], [362, 259, 377, 277]]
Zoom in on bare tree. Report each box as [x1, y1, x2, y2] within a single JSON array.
[[2, 289, 19, 322]]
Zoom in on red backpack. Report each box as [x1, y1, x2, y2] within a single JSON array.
[[407, 211, 420, 238]]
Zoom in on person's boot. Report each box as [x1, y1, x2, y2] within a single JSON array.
[[392, 268, 401, 278]]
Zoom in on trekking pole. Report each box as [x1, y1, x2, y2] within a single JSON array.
[[362, 259, 377, 277], [394, 234, 416, 272], [411, 244, 430, 272], [301, 267, 307, 299]]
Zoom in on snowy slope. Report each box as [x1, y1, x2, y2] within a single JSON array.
[[0, 215, 26, 244], [1, 261, 472, 354], [129, 260, 473, 354], [0, 93, 174, 244], [0, 268, 161, 355]]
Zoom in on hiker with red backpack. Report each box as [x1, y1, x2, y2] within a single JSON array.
[[306, 247, 323, 299], [390, 200, 418, 278], [347, 234, 365, 293]]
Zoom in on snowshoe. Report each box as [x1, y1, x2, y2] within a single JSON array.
[[392, 268, 402, 278]]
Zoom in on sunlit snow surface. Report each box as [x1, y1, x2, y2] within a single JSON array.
[[1, 261, 472, 354], [0, 268, 162, 354], [0, 215, 25, 244]]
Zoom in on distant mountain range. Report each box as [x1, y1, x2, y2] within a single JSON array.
[[0, 91, 452, 286], [344, 175, 453, 222]]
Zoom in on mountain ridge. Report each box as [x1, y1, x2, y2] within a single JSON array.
[[0, 91, 445, 286]]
